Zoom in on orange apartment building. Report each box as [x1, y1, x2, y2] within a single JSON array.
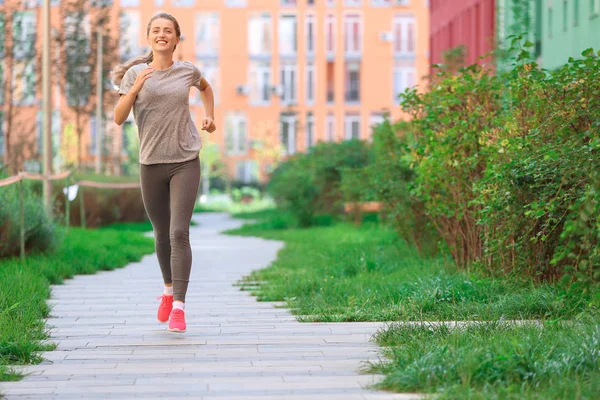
[[0, 0, 429, 182]]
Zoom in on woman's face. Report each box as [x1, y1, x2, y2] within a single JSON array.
[[147, 18, 179, 54]]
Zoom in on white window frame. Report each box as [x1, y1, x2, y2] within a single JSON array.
[[280, 62, 297, 105], [119, 10, 141, 61], [172, 0, 194, 6], [12, 11, 36, 59], [344, 13, 362, 56], [191, 60, 219, 106], [305, 112, 315, 148], [344, 114, 361, 140], [326, 114, 336, 142], [345, 0, 362, 6], [249, 61, 271, 106], [345, 61, 361, 103], [325, 14, 336, 56], [120, 0, 139, 6], [281, 0, 297, 5], [306, 62, 315, 105], [393, 64, 416, 101], [225, 112, 248, 155], [305, 13, 316, 56], [280, 114, 297, 155], [393, 14, 416, 58], [12, 59, 36, 106], [370, 0, 391, 6], [195, 12, 220, 58], [249, 12, 272, 57], [278, 14, 297, 57]]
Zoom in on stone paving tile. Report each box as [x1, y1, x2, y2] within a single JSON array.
[[0, 213, 421, 400]]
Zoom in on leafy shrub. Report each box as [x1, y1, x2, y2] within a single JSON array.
[[268, 140, 371, 226], [0, 182, 62, 258]]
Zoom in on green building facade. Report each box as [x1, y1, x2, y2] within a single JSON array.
[[497, 0, 600, 69]]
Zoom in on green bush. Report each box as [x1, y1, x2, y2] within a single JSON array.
[[268, 140, 372, 226], [0, 182, 62, 258]]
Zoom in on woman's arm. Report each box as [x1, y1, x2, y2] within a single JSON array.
[[114, 92, 137, 126], [198, 77, 216, 133]]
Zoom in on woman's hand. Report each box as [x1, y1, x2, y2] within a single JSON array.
[[130, 67, 154, 95], [202, 117, 216, 133]]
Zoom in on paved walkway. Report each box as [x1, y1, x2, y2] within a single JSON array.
[[1, 213, 421, 400]]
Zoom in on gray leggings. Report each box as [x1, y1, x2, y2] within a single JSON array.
[[140, 157, 200, 303]]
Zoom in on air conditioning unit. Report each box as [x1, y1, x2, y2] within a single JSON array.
[[270, 85, 284, 97], [236, 85, 249, 95], [379, 31, 393, 42]]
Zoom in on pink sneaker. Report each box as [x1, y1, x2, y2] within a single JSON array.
[[157, 295, 173, 323], [168, 309, 186, 333]]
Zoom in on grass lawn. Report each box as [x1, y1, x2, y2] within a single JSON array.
[[0, 224, 154, 382], [226, 209, 599, 399]]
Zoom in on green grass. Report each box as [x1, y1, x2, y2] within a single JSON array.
[[226, 209, 599, 399], [101, 219, 197, 232], [369, 320, 600, 399], [227, 216, 593, 322], [0, 224, 154, 382], [194, 198, 275, 215]]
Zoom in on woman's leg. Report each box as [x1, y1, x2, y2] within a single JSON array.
[[140, 164, 173, 286], [168, 157, 201, 304]]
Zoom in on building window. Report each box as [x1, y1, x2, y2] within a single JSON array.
[[0, 13, 5, 57], [281, 0, 297, 5], [369, 112, 385, 137], [344, 13, 362, 56], [345, 0, 361, 6], [191, 61, 219, 105], [195, 13, 220, 57], [326, 113, 335, 142], [172, 0, 194, 6], [236, 160, 259, 183], [249, 61, 271, 106], [280, 113, 297, 155], [306, 14, 316, 55], [574, 0, 580, 25], [308, 0, 315, 5], [225, 112, 248, 155], [345, 62, 360, 103], [563, 0, 568, 31], [326, 61, 334, 103], [370, 0, 391, 6], [279, 15, 297, 56], [12, 11, 36, 59], [548, 4, 553, 38], [393, 15, 416, 58], [119, 11, 141, 61], [327, 0, 336, 6], [155, 0, 164, 6], [325, 14, 336, 56], [305, 112, 314, 148], [344, 114, 361, 140], [0, 112, 4, 157], [0, 62, 4, 106], [593, 0, 600, 15], [12, 60, 36, 106], [249, 12, 271, 57], [280, 62, 297, 105], [393, 64, 416, 101], [66, 65, 92, 107], [120, 0, 139, 6], [306, 62, 315, 104]]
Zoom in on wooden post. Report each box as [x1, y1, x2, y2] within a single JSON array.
[[19, 178, 25, 260], [65, 177, 70, 233], [79, 187, 86, 229]]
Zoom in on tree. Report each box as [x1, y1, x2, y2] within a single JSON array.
[[55, 0, 120, 170]]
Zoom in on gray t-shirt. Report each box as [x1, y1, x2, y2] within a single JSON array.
[[119, 61, 203, 165]]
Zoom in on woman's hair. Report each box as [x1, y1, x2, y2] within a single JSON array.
[[110, 13, 181, 85]]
